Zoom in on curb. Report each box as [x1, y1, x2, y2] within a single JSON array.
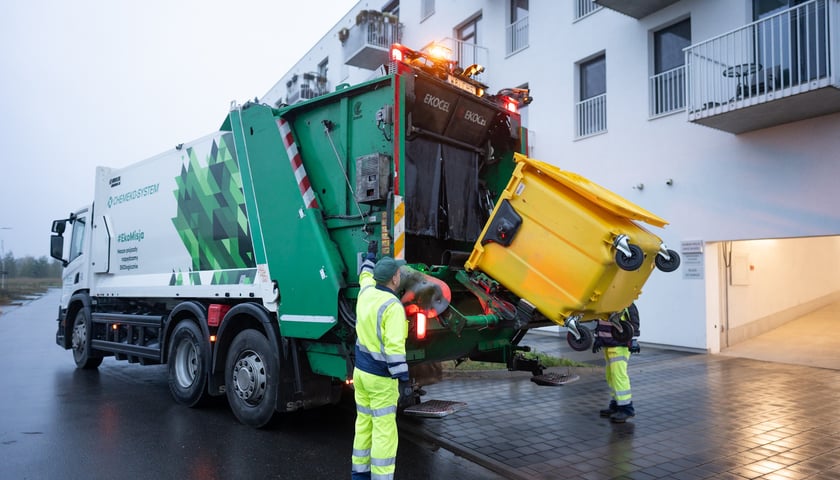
[[399, 419, 532, 480]]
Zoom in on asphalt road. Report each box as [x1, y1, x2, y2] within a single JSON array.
[[0, 290, 504, 480]]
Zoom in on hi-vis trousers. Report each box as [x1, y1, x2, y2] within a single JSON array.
[[604, 346, 632, 406], [351, 368, 399, 480]]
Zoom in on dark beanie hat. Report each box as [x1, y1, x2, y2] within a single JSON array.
[[373, 257, 407, 283]]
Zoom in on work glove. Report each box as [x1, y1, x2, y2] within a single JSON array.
[[591, 338, 603, 354], [398, 379, 413, 397], [366, 241, 378, 262], [359, 242, 377, 274], [629, 339, 641, 354]]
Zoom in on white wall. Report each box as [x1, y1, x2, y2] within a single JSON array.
[[727, 236, 840, 323]]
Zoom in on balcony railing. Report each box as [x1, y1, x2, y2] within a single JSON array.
[[342, 10, 402, 70], [286, 73, 329, 104], [435, 38, 489, 84], [576, 94, 607, 138], [650, 66, 686, 117], [506, 16, 529, 56], [575, 0, 602, 20], [685, 0, 840, 133]]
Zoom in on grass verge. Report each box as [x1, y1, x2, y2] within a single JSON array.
[[0, 278, 59, 306], [441, 350, 589, 372]]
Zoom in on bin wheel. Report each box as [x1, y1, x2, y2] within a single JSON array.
[[567, 326, 593, 352], [615, 244, 645, 271], [611, 320, 634, 344], [655, 249, 681, 273]]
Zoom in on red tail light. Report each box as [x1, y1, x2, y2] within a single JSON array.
[[416, 312, 427, 340], [391, 45, 405, 62], [505, 99, 518, 113], [403, 304, 427, 340]]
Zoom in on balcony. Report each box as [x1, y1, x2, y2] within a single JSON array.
[[433, 38, 489, 84], [341, 10, 402, 70], [594, 0, 678, 19], [686, 0, 840, 134], [506, 15, 529, 56], [650, 66, 686, 117], [286, 73, 329, 105], [576, 93, 607, 138]]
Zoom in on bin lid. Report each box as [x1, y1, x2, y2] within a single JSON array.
[[515, 153, 669, 228]]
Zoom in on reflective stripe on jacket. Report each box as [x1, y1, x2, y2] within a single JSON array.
[[355, 264, 408, 379]]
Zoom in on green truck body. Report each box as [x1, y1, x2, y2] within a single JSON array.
[[50, 46, 547, 427]]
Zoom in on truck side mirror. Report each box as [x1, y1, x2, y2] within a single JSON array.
[[50, 234, 68, 266], [52, 219, 66, 235]]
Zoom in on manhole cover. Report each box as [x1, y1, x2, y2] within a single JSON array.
[[530, 372, 580, 386], [403, 399, 467, 418]]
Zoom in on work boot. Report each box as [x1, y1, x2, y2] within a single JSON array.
[[599, 400, 618, 417], [610, 403, 635, 423]]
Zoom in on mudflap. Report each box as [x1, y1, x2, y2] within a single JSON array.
[[403, 400, 468, 418]]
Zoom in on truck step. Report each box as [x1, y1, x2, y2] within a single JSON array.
[[403, 400, 467, 418], [530, 372, 580, 386]]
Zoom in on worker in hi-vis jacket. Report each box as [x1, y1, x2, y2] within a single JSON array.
[[593, 303, 640, 423], [351, 255, 408, 480]]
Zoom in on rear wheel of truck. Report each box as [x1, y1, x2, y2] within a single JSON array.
[[71, 309, 102, 369], [168, 321, 210, 407], [225, 329, 279, 428]]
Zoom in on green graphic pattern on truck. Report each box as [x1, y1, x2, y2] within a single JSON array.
[[171, 133, 256, 285]]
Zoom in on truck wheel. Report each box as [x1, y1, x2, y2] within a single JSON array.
[[71, 309, 102, 369], [168, 321, 210, 407], [225, 330, 279, 428], [615, 244, 645, 271], [655, 249, 681, 273], [566, 325, 593, 352]]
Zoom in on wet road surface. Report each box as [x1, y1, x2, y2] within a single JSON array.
[[0, 291, 504, 479]]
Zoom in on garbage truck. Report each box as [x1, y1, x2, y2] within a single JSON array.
[[49, 43, 680, 428]]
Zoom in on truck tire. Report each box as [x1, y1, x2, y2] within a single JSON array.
[[225, 329, 279, 428], [72, 309, 103, 369], [168, 321, 210, 407]]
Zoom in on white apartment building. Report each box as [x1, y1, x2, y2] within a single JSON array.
[[262, 0, 840, 353]]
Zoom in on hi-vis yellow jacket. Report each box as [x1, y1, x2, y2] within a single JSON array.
[[354, 262, 409, 380]]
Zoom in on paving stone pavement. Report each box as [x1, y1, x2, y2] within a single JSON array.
[[399, 331, 840, 480]]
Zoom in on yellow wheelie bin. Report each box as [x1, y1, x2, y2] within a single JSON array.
[[465, 153, 679, 349]]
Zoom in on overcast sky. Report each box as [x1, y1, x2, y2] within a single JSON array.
[[0, 0, 357, 258]]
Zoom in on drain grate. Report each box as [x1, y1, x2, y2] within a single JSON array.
[[403, 399, 468, 418], [530, 372, 580, 386]]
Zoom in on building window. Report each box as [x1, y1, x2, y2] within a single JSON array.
[[421, 0, 434, 21], [383, 0, 399, 18], [753, 0, 827, 86], [507, 0, 529, 55], [574, 0, 602, 21], [650, 18, 690, 117], [576, 54, 607, 138], [457, 16, 479, 44], [318, 58, 328, 81], [454, 15, 483, 69]]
